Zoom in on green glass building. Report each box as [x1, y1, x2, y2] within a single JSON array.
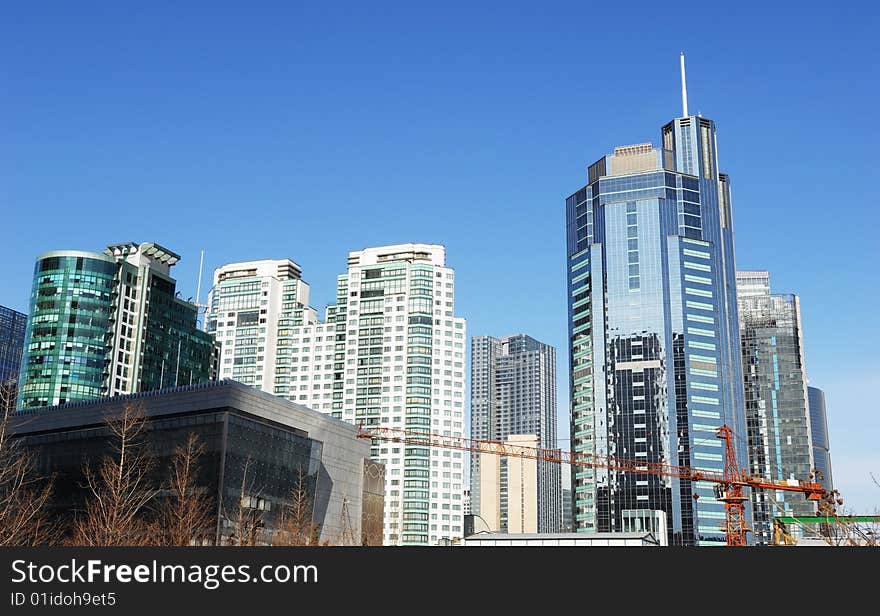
[[17, 243, 215, 409]]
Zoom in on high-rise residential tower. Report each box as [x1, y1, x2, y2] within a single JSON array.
[[564, 59, 748, 545], [737, 270, 815, 544], [336, 244, 466, 545], [206, 244, 467, 545], [0, 305, 27, 404], [470, 334, 561, 533], [807, 386, 833, 494], [205, 259, 319, 393], [17, 243, 214, 409]]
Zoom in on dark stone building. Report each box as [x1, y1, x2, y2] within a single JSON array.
[[10, 380, 378, 544]]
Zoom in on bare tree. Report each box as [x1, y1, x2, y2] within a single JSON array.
[[337, 494, 357, 546], [0, 379, 55, 546], [273, 466, 322, 546], [69, 402, 158, 546], [822, 503, 880, 546], [152, 433, 213, 546], [798, 481, 879, 546], [224, 457, 266, 546]]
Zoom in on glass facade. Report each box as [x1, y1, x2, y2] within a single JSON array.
[[136, 273, 214, 391], [0, 304, 27, 399], [18, 252, 118, 408], [18, 407, 321, 543], [737, 273, 815, 544], [565, 117, 748, 546], [17, 244, 214, 410], [470, 334, 561, 532], [808, 386, 833, 494]]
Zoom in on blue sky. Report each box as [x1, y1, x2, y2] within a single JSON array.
[[2, 2, 877, 512]]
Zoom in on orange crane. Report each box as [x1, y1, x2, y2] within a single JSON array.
[[356, 424, 829, 546]]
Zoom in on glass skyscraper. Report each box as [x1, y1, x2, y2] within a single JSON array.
[[808, 386, 833, 494], [737, 270, 816, 544], [470, 334, 561, 533], [0, 304, 28, 404], [17, 243, 214, 409], [565, 110, 748, 545]]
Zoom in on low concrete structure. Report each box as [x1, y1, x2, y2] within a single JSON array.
[[10, 379, 374, 544], [460, 532, 661, 547]]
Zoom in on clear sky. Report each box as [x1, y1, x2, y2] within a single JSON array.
[[2, 2, 877, 512]]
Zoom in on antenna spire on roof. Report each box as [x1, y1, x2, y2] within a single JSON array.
[[680, 52, 689, 117]]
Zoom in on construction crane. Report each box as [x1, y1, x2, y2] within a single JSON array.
[[356, 424, 829, 546]]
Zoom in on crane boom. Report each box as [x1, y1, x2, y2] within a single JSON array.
[[356, 424, 827, 546]]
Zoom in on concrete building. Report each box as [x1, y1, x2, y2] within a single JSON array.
[[336, 244, 467, 545], [208, 244, 467, 545], [10, 379, 375, 544], [470, 334, 560, 533], [564, 66, 748, 544], [205, 259, 319, 394], [737, 270, 816, 544], [478, 434, 541, 533], [17, 243, 214, 409], [0, 304, 27, 404], [461, 532, 662, 547]]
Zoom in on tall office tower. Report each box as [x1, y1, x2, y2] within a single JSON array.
[[205, 259, 318, 392], [807, 386, 833, 493], [562, 486, 573, 532], [470, 334, 561, 533], [564, 59, 748, 545], [0, 305, 27, 405], [17, 243, 214, 409], [737, 270, 815, 544], [334, 244, 467, 546]]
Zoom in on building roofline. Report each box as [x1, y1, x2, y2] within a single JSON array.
[[214, 258, 304, 271], [35, 250, 115, 263], [11, 379, 360, 434], [463, 531, 659, 543]]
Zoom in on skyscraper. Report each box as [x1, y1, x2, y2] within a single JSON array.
[[470, 334, 560, 533], [564, 58, 748, 545], [17, 243, 214, 409], [737, 270, 815, 544], [808, 386, 833, 494], [206, 244, 467, 545], [0, 305, 27, 405], [561, 486, 573, 532], [335, 244, 466, 545], [205, 259, 319, 394]]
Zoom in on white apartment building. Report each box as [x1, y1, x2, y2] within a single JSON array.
[[206, 244, 467, 546], [337, 244, 466, 545], [205, 259, 317, 391]]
